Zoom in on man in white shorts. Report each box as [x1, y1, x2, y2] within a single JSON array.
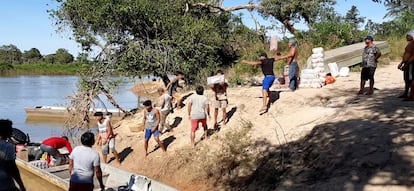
[[94, 112, 120, 164], [156, 87, 172, 133]]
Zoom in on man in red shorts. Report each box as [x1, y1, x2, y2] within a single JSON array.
[[187, 86, 210, 147]]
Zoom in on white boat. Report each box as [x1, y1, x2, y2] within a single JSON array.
[[24, 106, 126, 119]]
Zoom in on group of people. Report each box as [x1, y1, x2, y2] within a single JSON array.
[[143, 70, 229, 149], [3, 32, 413, 191], [33, 112, 118, 191], [0, 118, 105, 191]]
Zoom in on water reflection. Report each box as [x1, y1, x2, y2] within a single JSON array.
[[0, 75, 139, 142]]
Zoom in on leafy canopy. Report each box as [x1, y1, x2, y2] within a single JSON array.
[[52, 0, 252, 83]]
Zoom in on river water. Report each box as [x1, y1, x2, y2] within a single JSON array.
[[0, 75, 140, 142]]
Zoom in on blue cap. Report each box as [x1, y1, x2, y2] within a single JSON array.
[[364, 36, 374, 41]]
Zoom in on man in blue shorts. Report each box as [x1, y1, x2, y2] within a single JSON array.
[[242, 52, 276, 112], [142, 100, 166, 156]]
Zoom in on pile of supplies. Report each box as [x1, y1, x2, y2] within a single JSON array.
[[299, 47, 326, 88]]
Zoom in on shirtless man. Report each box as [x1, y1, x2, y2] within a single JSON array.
[[209, 70, 228, 129], [276, 39, 299, 91], [242, 53, 276, 112], [398, 30, 414, 101]]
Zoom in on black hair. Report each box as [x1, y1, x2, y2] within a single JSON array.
[[175, 71, 184, 76], [81, 132, 95, 147], [260, 52, 268, 58], [93, 112, 103, 117], [326, 73, 332, 76], [143, 100, 152, 107], [216, 70, 224, 75], [61, 136, 69, 141], [0, 119, 13, 138], [196, 86, 204, 95]]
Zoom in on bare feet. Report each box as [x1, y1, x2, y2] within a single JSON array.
[[214, 123, 219, 131], [357, 90, 364, 95]]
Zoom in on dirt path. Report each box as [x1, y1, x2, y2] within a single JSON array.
[[107, 62, 414, 191]]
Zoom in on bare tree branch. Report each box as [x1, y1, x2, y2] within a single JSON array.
[[192, 3, 264, 13]]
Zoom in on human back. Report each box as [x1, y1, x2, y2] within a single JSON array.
[[70, 145, 100, 183], [0, 138, 17, 190], [189, 91, 209, 120], [260, 57, 275, 76]]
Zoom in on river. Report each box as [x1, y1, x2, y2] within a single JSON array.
[[0, 75, 141, 142]]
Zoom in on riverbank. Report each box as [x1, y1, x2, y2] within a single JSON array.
[[105, 62, 414, 191], [0, 62, 89, 75]]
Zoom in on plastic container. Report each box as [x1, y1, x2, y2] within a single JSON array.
[[328, 62, 339, 77], [270, 36, 278, 51], [339, 67, 350, 77], [312, 47, 324, 54], [311, 53, 324, 59]]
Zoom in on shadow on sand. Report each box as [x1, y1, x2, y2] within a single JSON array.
[[216, 88, 414, 190], [108, 146, 133, 163], [150, 135, 177, 153]]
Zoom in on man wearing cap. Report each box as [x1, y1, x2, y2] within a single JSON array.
[[242, 52, 276, 112], [358, 36, 381, 95], [276, 39, 299, 91], [398, 30, 414, 100]]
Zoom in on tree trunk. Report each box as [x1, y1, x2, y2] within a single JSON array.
[[283, 18, 296, 34], [100, 87, 132, 116], [192, 3, 264, 13]]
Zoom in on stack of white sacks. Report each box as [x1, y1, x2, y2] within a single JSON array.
[[299, 47, 326, 88]]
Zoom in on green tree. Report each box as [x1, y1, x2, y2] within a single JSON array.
[[44, 54, 56, 64], [54, 48, 74, 64], [76, 52, 89, 63], [0, 44, 22, 64], [22, 48, 42, 63], [52, 0, 245, 82], [366, 0, 414, 38], [344, 6, 365, 31]]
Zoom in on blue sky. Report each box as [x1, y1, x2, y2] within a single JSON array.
[[0, 0, 387, 58]]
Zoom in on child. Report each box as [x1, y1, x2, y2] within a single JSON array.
[[325, 73, 336, 85]]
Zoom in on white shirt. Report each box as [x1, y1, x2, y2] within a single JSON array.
[[69, 145, 100, 184]]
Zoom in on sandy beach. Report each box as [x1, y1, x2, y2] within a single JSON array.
[[105, 62, 414, 191]]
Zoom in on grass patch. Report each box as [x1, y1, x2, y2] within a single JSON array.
[[163, 120, 278, 190], [5, 62, 90, 75], [387, 36, 406, 62]]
